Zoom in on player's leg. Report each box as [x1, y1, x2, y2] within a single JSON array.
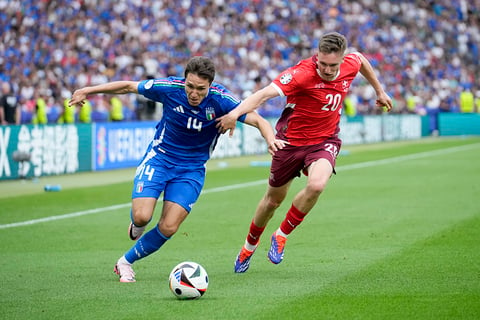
[[125, 200, 188, 263], [115, 159, 171, 282], [128, 158, 167, 240], [269, 140, 339, 264], [268, 159, 333, 264], [115, 198, 160, 283], [157, 200, 189, 237], [234, 182, 291, 273], [121, 165, 204, 266], [116, 201, 188, 282], [291, 158, 333, 214], [235, 145, 302, 273], [129, 197, 157, 240]]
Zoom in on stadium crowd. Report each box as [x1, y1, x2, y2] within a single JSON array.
[[0, 0, 479, 124]]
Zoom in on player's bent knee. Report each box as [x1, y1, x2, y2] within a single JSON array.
[[265, 196, 283, 210], [131, 210, 153, 226], [306, 180, 327, 195], [158, 222, 179, 238]]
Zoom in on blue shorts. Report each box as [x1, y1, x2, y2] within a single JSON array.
[[131, 154, 205, 213]]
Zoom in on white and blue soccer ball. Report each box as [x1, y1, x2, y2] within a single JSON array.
[[168, 261, 209, 299]]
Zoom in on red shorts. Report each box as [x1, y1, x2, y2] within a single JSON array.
[[268, 136, 342, 187]]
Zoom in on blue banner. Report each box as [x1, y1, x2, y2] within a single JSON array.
[[93, 121, 156, 171]]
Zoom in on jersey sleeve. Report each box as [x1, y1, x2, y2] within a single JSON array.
[[220, 93, 247, 123], [137, 79, 158, 100], [271, 68, 297, 97], [347, 52, 362, 69], [210, 83, 246, 122], [137, 78, 179, 103], [271, 61, 308, 97]]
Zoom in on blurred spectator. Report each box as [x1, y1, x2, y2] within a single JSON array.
[[475, 91, 480, 113], [343, 95, 357, 117], [109, 96, 125, 122], [78, 99, 92, 123], [0, 82, 20, 125], [91, 95, 110, 122], [405, 93, 419, 114], [57, 98, 75, 124], [459, 88, 475, 113], [31, 92, 48, 125]]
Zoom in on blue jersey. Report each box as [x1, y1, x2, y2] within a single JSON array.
[[138, 77, 246, 166]]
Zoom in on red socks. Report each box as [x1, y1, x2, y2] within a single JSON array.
[[245, 205, 307, 246], [279, 204, 307, 235], [246, 220, 265, 246]]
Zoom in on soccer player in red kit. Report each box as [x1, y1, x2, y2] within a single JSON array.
[[216, 32, 393, 273]]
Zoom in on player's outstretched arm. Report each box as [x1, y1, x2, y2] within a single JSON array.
[[216, 84, 280, 136], [243, 111, 288, 155], [357, 53, 393, 112], [69, 81, 139, 107]]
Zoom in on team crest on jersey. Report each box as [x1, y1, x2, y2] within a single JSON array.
[[280, 72, 292, 85], [206, 107, 216, 120], [342, 80, 350, 92]]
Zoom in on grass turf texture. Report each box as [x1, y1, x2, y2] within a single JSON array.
[[1, 137, 479, 319]]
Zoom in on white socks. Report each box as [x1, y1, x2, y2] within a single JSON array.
[[244, 241, 257, 252], [275, 228, 288, 238], [117, 255, 131, 265]]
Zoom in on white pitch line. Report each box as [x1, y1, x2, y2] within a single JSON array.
[[1, 142, 478, 230], [337, 142, 479, 171], [0, 204, 131, 230]]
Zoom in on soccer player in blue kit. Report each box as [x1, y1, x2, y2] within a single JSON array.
[[69, 56, 287, 282]]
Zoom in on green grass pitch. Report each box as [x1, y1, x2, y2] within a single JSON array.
[[1, 137, 479, 319]]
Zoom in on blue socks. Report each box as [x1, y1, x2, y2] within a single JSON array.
[[124, 226, 170, 264]]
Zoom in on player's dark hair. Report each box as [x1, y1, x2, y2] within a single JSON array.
[[184, 56, 216, 84], [318, 32, 348, 55]]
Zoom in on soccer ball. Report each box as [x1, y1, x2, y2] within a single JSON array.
[[168, 261, 209, 299]]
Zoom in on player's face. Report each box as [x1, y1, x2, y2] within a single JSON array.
[[316, 52, 344, 81], [185, 73, 211, 106]]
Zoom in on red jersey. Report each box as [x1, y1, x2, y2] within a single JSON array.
[[271, 53, 362, 146]]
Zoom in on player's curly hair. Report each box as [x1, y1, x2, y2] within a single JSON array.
[[185, 56, 216, 84], [318, 32, 348, 55]]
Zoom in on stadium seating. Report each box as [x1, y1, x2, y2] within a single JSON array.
[[0, 1, 478, 123]]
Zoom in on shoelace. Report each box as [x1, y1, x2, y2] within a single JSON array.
[[239, 247, 253, 262], [275, 235, 286, 252]]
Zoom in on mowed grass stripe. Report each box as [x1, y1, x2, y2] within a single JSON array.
[[272, 215, 480, 320], [1, 141, 478, 230], [223, 139, 479, 319], [1, 137, 479, 320]]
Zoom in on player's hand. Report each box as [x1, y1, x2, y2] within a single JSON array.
[[376, 92, 393, 112], [267, 139, 289, 156], [68, 89, 88, 108], [216, 112, 238, 136]]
